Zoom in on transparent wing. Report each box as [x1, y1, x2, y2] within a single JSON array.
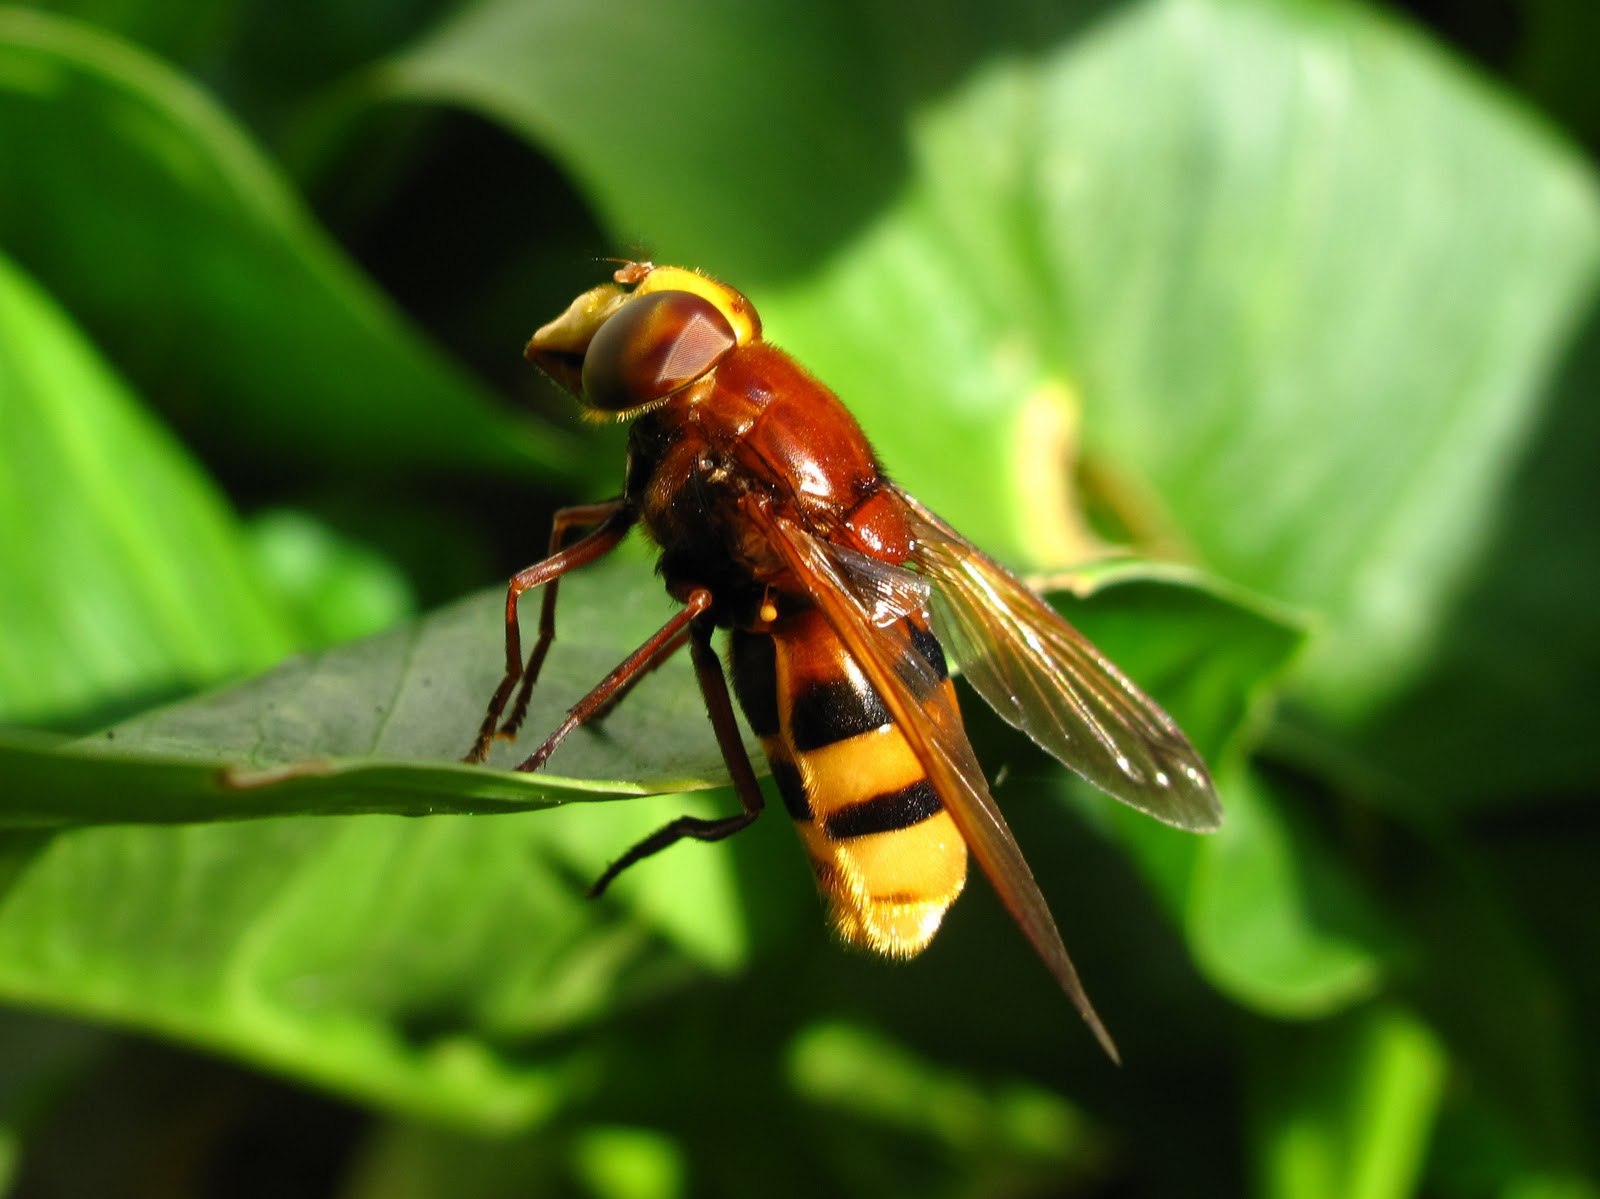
[[893, 485, 1222, 833], [826, 539, 931, 626], [745, 499, 1118, 1060]]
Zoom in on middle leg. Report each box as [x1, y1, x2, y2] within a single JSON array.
[[515, 589, 710, 773]]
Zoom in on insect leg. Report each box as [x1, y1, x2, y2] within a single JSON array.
[[514, 589, 709, 772], [464, 500, 634, 764], [498, 500, 636, 743], [588, 597, 767, 898], [584, 623, 692, 724]]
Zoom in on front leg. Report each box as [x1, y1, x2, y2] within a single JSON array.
[[464, 499, 634, 764]]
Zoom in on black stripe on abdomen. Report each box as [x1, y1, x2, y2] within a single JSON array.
[[823, 780, 942, 840], [907, 620, 948, 681], [768, 755, 813, 822], [788, 676, 891, 752]]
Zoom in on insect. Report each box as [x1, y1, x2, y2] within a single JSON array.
[[465, 262, 1221, 1058]]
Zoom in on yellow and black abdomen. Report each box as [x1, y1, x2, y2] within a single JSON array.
[[729, 607, 968, 956]]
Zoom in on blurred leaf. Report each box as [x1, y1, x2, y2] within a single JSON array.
[[375, 0, 911, 282], [1473, 806, 1600, 1164], [1040, 560, 1304, 768], [1506, 1179, 1600, 1199], [0, 1010, 108, 1194], [1517, 0, 1600, 150], [785, 1019, 1104, 1194], [1184, 766, 1390, 1017], [1248, 1004, 1446, 1199], [343, 1010, 1106, 1199], [5, 1, 243, 87], [773, 0, 1600, 740], [0, 780, 789, 1130], [1344, 291, 1600, 806], [569, 1126, 686, 1199], [0, 811, 642, 1129], [246, 507, 417, 649], [385, 0, 1600, 751], [17, 0, 457, 142], [1035, 566, 1380, 1020], [0, 8, 588, 482], [1401, 828, 1591, 1174], [1429, 1079, 1600, 1199], [1104, 756, 1393, 1020], [0, 250, 296, 727], [0, 545, 1277, 1123], [787, 1019, 1096, 1159]]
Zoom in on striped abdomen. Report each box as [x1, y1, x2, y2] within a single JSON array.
[[729, 606, 968, 956]]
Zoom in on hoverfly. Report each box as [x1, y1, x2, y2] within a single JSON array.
[[465, 262, 1221, 1058]]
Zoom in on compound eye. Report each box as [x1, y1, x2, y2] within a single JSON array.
[[582, 290, 737, 413]]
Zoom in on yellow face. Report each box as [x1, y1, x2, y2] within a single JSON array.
[[525, 263, 762, 418]]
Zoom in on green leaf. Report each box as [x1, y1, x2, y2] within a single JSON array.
[[769, 0, 1600, 732], [0, 546, 767, 1126], [4, 551, 1287, 840], [1342, 296, 1600, 806], [375, 0, 905, 282], [0, 250, 296, 727], [0, 805, 729, 1129], [1040, 560, 1304, 768], [1184, 765, 1389, 1017], [245, 506, 418, 649], [0, 537, 1279, 1121], [18, 0, 458, 142], [785, 1019, 1100, 1189], [1007, 567, 1353, 1020], [0, 8, 588, 482], [344, 1013, 1104, 1199], [383, 0, 1600, 761], [0, 1010, 109, 1194], [1, 550, 741, 828], [568, 1126, 687, 1199], [1401, 830, 1592, 1174], [1248, 1004, 1447, 1199], [0, 549, 769, 1123], [786, 1018, 1093, 1150]]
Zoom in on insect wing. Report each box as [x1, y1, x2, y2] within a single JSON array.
[[893, 486, 1222, 833], [746, 499, 1118, 1060], [824, 539, 931, 627]]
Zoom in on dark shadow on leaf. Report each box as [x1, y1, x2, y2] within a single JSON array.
[[0, 831, 55, 906]]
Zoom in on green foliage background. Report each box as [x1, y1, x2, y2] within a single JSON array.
[[2, 0, 1597, 1195]]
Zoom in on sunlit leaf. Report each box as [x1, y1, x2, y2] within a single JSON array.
[[386, 0, 1600, 773], [3, 0, 1597, 1189], [0, 251, 296, 727]]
